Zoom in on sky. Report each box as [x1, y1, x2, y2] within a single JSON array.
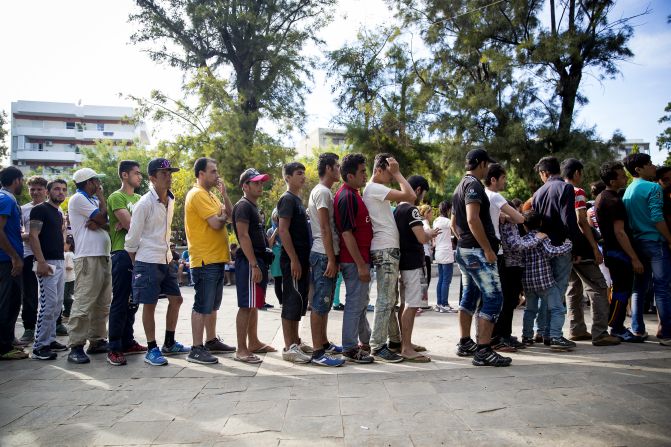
[[1, 0, 669, 163]]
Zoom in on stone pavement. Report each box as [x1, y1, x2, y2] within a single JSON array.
[[1, 275, 670, 446]]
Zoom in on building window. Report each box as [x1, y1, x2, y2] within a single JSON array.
[[97, 123, 104, 131], [76, 123, 85, 132], [103, 131, 114, 137], [75, 146, 81, 154], [66, 122, 75, 129]]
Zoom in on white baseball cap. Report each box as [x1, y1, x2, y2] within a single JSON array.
[[73, 168, 105, 184]]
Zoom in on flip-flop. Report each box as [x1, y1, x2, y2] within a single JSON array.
[[234, 354, 262, 364], [252, 345, 277, 354], [403, 354, 431, 363]]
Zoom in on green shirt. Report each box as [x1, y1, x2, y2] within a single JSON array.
[[108, 190, 141, 252]]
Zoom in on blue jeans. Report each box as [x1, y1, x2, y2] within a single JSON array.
[[436, 263, 454, 307], [309, 252, 336, 315], [523, 289, 547, 338], [191, 263, 225, 314], [340, 262, 371, 351], [455, 247, 503, 322], [542, 252, 573, 338], [370, 249, 400, 351], [632, 239, 671, 338]]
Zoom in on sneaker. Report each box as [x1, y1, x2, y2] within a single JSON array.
[[49, 341, 68, 352], [592, 334, 621, 346], [263, 303, 274, 309], [456, 338, 478, 357], [31, 346, 57, 360], [569, 332, 592, 341], [388, 341, 401, 353], [161, 341, 190, 355], [434, 305, 443, 312], [366, 304, 375, 312], [298, 341, 313, 354], [187, 346, 219, 364], [86, 339, 109, 354], [56, 324, 69, 336], [343, 347, 374, 364], [359, 343, 372, 353], [204, 337, 236, 353], [659, 338, 671, 347], [534, 332, 543, 343], [372, 345, 404, 363], [123, 342, 148, 355], [107, 351, 127, 366], [611, 329, 644, 343], [311, 353, 345, 367], [445, 305, 458, 313], [491, 339, 517, 353], [13, 337, 29, 347], [0, 348, 29, 360], [67, 346, 90, 364], [543, 336, 552, 346], [325, 342, 343, 355], [633, 331, 649, 341], [521, 336, 535, 346], [19, 329, 34, 343], [282, 344, 312, 364], [550, 337, 576, 351], [332, 303, 345, 311], [472, 347, 512, 367], [144, 347, 168, 366]]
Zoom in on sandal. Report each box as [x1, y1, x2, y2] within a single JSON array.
[[402, 354, 431, 363], [234, 354, 262, 364], [413, 344, 427, 352], [252, 345, 277, 354]]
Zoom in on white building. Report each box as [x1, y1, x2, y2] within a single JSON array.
[[611, 139, 650, 159], [295, 127, 347, 158], [10, 100, 149, 174]]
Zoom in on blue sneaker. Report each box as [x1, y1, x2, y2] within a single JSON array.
[[366, 304, 375, 312], [325, 342, 343, 355], [144, 347, 168, 366], [311, 353, 345, 367], [611, 328, 645, 343], [161, 341, 191, 355]]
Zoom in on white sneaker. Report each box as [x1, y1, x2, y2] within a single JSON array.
[[282, 344, 311, 363]]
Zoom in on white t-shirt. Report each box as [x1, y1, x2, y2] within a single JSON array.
[[308, 183, 339, 255], [64, 251, 75, 282], [422, 220, 432, 257], [68, 191, 111, 259], [21, 202, 36, 258], [433, 216, 454, 264], [362, 182, 399, 251], [485, 189, 507, 240]]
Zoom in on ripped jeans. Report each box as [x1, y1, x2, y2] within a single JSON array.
[[455, 247, 503, 322]]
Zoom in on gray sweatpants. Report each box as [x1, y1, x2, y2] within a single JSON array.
[[34, 260, 65, 350]]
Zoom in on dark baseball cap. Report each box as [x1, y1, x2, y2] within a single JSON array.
[[148, 158, 180, 176], [466, 149, 496, 168], [239, 168, 270, 186]]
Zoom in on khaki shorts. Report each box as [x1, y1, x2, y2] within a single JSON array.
[[400, 268, 428, 308]]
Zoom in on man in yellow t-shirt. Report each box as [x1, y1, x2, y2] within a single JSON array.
[[184, 157, 236, 364]]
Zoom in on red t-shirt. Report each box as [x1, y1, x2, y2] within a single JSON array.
[[334, 183, 373, 263], [573, 187, 587, 210]]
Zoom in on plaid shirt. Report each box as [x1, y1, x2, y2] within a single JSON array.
[[500, 223, 573, 291], [500, 222, 523, 267]]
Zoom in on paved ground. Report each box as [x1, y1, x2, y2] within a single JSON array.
[[1, 272, 670, 446]]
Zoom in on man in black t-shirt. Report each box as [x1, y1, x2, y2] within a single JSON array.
[[452, 149, 511, 367], [595, 162, 645, 342], [28, 179, 68, 360], [277, 162, 313, 364], [231, 168, 276, 364]]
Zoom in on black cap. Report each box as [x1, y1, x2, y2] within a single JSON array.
[[148, 158, 180, 176], [466, 149, 496, 168]]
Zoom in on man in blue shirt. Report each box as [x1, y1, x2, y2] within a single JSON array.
[[0, 166, 27, 360], [622, 153, 671, 346]]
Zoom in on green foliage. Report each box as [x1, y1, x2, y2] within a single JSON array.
[[658, 101, 671, 155], [0, 110, 7, 161]]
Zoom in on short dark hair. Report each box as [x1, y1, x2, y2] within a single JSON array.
[[560, 158, 584, 180], [511, 198, 523, 209], [0, 166, 24, 187], [340, 153, 366, 182], [373, 153, 392, 171], [484, 163, 506, 186], [523, 210, 542, 231], [283, 162, 306, 177], [47, 179, 67, 192], [118, 160, 140, 179], [75, 180, 89, 190], [408, 175, 429, 193], [599, 161, 624, 186], [535, 156, 560, 175], [194, 157, 215, 178], [317, 152, 339, 177], [27, 176, 48, 188], [438, 199, 452, 217], [65, 234, 75, 253], [590, 180, 606, 198], [623, 153, 652, 178], [656, 166, 671, 181]]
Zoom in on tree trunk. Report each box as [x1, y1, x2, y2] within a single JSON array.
[[556, 65, 582, 148]]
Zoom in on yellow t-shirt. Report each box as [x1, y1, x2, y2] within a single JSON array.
[[184, 185, 230, 267]]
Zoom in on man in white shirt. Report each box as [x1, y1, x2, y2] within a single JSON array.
[[125, 158, 189, 366], [67, 168, 112, 364], [362, 153, 416, 363]]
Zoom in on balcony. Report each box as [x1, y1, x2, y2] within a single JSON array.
[[13, 150, 84, 163]]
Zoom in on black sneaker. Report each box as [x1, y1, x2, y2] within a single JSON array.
[[472, 347, 512, 367], [343, 348, 374, 364], [31, 346, 57, 360], [187, 346, 219, 365], [68, 346, 91, 364], [543, 336, 551, 346], [387, 341, 402, 353], [86, 339, 109, 354], [550, 337, 576, 351], [456, 338, 478, 357], [372, 345, 404, 363], [504, 336, 526, 349], [521, 336, 535, 346], [332, 303, 345, 311], [50, 341, 69, 352], [263, 303, 274, 310], [204, 337, 236, 353]]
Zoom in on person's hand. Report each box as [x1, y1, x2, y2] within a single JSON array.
[[387, 157, 400, 176], [115, 222, 123, 231], [290, 259, 302, 280], [11, 256, 23, 277], [36, 261, 51, 277], [573, 255, 582, 264], [216, 179, 227, 196], [535, 232, 548, 240], [95, 183, 104, 198], [324, 258, 338, 278], [430, 228, 441, 238], [86, 220, 100, 230], [252, 264, 262, 283], [499, 213, 508, 224], [484, 249, 497, 264], [357, 263, 371, 282], [593, 249, 604, 265], [632, 258, 644, 274]]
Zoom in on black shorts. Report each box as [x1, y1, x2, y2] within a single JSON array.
[[280, 253, 310, 321]]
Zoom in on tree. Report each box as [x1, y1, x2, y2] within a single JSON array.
[[129, 0, 336, 151], [0, 110, 8, 161], [657, 101, 671, 153]]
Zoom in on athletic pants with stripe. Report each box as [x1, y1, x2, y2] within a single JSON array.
[[34, 260, 65, 350]]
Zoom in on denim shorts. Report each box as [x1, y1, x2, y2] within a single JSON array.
[[132, 261, 181, 305], [455, 247, 503, 322], [191, 263, 225, 314], [310, 251, 336, 315]]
